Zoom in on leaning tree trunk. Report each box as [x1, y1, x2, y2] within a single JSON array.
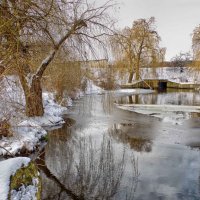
[[20, 75, 44, 117]]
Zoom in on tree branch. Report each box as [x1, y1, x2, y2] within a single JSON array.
[[35, 19, 87, 78]]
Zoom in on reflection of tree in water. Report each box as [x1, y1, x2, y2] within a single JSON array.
[[101, 92, 115, 114], [77, 95, 95, 117], [116, 94, 157, 105], [38, 132, 139, 200], [116, 91, 200, 106], [109, 124, 152, 152]]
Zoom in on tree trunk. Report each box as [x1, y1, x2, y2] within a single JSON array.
[[135, 63, 140, 81], [26, 78, 44, 117], [128, 71, 134, 83], [20, 76, 44, 117]]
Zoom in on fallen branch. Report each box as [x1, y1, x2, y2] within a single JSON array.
[[0, 146, 14, 157]]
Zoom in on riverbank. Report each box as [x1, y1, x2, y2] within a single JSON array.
[[1, 81, 200, 199], [0, 76, 104, 199], [0, 76, 103, 156]]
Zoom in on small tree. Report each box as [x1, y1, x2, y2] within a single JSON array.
[[111, 17, 164, 83], [170, 52, 192, 73], [0, 0, 114, 117]]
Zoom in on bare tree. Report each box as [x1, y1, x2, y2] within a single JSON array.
[[111, 17, 165, 83], [170, 52, 192, 73], [0, 0, 115, 117]]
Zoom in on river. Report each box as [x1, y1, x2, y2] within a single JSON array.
[[40, 90, 200, 200]]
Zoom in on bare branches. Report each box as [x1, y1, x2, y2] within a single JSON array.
[[1, 0, 115, 75], [0, 0, 116, 116]]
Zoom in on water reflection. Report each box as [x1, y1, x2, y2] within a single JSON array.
[[108, 124, 152, 152], [101, 92, 115, 114], [75, 92, 114, 118], [116, 90, 200, 106], [40, 129, 139, 200], [39, 92, 200, 200]]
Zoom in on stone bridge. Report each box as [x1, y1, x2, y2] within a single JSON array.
[[121, 79, 200, 90]]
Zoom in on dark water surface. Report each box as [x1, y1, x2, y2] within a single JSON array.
[[41, 92, 200, 200]]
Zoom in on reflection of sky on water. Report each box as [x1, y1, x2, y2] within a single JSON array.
[[130, 144, 200, 200], [43, 92, 200, 199]]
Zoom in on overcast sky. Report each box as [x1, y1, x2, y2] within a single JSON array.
[[114, 0, 200, 60]]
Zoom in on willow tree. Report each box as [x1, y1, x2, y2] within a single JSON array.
[[0, 0, 114, 117], [111, 17, 165, 83]]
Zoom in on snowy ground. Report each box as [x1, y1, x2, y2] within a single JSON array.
[[0, 87, 68, 156], [0, 157, 31, 200], [10, 177, 39, 200], [0, 77, 67, 156]]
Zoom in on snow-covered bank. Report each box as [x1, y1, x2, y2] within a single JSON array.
[[0, 76, 103, 156], [116, 104, 200, 125], [0, 76, 68, 155], [0, 91, 68, 156], [0, 157, 30, 200]]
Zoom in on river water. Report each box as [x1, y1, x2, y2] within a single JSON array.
[[40, 91, 200, 200]]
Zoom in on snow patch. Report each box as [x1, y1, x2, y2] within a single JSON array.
[[0, 94, 67, 155], [0, 157, 30, 200], [43, 92, 68, 117], [0, 123, 47, 155], [11, 178, 39, 200]]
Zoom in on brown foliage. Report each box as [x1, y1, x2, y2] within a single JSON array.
[[0, 119, 13, 138]]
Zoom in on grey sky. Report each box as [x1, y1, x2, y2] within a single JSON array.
[[115, 0, 200, 60]]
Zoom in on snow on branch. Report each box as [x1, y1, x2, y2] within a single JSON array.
[[35, 50, 56, 78], [35, 19, 86, 79]]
